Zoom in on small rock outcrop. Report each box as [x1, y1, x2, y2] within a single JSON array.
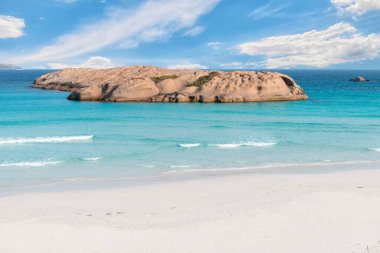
[[350, 76, 369, 82], [32, 66, 308, 103]]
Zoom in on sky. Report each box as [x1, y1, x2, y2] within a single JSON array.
[[0, 0, 379, 69]]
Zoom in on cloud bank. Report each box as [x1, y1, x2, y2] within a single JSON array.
[[0, 15, 25, 39], [168, 63, 208, 69], [48, 56, 114, 69], [12, 0, 220, 64], [331, 0, 380, 15], [238, 22, 380, 68], [219, 61, 259, 69]]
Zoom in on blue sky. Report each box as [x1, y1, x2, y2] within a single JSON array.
[[0, 0, 379, 69]]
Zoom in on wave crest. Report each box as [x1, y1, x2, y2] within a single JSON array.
[[164, 160, 379, 175], [0, 135, 93, 145], [0, 161, 63, 167], [82, 157, 102, 161], [179, 143, 201, 148], [210, 141, 277, 149], [170, 165, 193, 169]]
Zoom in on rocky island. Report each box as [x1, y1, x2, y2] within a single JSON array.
[[350, 76, 370, 82], [33, 66, 308, 102]]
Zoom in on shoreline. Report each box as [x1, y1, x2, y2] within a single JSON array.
[[2, 159, 380, 197], [1, 159, 380, 195], [1, 163, 380, 252]]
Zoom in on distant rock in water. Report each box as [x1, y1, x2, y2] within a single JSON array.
[[32, 66, 308, 103], [0, 64, 21, 70], [350, 76, 369, 82]]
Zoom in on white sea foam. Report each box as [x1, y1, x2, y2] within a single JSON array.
[[170, 165, 193, 169], [369, 148, 380, 152], [82, 157, 102, 161], [179, 143, 201, 148], [136, 164, 156, 168], [164, 160, 378, 175], [210, 141, 277, 149], [0, 161, 63, 168], [142, 165, 155, 168], [0, 135, 93, 145]]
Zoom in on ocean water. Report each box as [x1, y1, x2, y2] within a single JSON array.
[[0, 69, 379, 188]]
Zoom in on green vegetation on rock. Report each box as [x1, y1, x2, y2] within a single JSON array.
[[150, 75, 178, 84], [189, 71, 220, 88]]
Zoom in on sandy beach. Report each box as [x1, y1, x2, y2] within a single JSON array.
[[2, 0, 380, 252], [1, 165, 380, 253]]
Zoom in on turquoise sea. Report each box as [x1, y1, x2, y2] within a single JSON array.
[[0, 69, 379, 188]]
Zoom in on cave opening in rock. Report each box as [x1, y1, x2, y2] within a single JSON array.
[[281, 76, 296, 92], [280, 76, 294, 88]]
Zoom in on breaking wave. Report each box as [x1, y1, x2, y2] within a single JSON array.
[[179, 143, 201, 148], [0, 135, 93, 145], [82, 157, 102, 161], [209, 141, 277, 149], [0, 161, 63, 167], [169, 165, 193, 169], [165, 160, 378, 175]]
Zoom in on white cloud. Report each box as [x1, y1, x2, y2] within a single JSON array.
[[140, 29, 170, 42], [0, 15, 25, 39], [220, 61, 260, 69], [60, 0, 77, 3], [220, 62, 243, 68], [48, 56, 114, 69], [10, 0, 219, 64], [119, 40, 139, 49], [183, 26, 205, 37], [248, 2, 290, 20], [331, 0, 380, 15], [207, 41, 223, 50], [168, 63, 208, 69], [238, 22, 380, 68]]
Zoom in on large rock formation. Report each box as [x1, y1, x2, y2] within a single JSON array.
[[33, 66, 308, 102]]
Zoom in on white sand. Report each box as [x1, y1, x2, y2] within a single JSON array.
[[1, 168, 380, 253]]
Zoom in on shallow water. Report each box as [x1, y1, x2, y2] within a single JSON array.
[[0, 69, 379, 188]]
